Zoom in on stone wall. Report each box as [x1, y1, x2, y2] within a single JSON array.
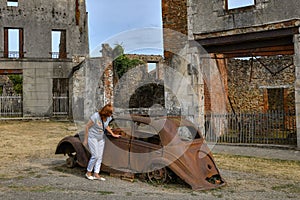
[[72, 45, 167, 122], [0, 0, 89, 118], [162, 0, 188, 62], [0, 0, 89, 58], [227, 55, 295, 113], [189, 0, 300, 36]]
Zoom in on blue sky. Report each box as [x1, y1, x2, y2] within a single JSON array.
[[228, 0, 254, 9], [85, 0, 252, 57], [86, 0, 163, 57]]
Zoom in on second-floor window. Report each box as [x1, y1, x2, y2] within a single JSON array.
[[4, 28, 24, 58], [227, 0, 255, 10], [51, 30, 67, 59], [7, 0, 18, 7]]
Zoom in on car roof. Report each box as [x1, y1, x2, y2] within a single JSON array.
[[113, 114, 196, 126]]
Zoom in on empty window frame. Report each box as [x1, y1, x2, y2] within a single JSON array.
[[134, 122, 160, 145], [51, 30, 67, 59], [7, 0, 18, 7], [147, 62, 159, 79], [226, 0, 255, 10], [267, 88, 284, 111], [4, 28, 24, 58], [147, 62, 157, 73]]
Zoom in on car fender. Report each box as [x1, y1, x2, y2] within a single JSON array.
[[168, 150, 226, 190], [55, 135, 90, 167]]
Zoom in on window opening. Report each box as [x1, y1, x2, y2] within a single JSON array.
[[7, 0, 18, 7], [8, 29, 19, 58], [51, 30, 67, 59], [4, 28, 23, 58], [178, 126, 201, 141], [147, 63, 157, 73], [227, 0, 255, 9], [109, 119, 133, 138], [267, 88, 284, 111], [53, 78, 69, 115], [134, 122, 160, 145]]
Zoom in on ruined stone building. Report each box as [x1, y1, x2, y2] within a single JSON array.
[[1, 0, 300, 148], [0, 0, 165, 122], [162, 0, 300, 148], [0, 0, 89, 117]]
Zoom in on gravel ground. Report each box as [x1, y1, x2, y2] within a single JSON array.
[[212, 144, 300, 161], [0, 120, 299, 200], [0, 145, 299, 200]]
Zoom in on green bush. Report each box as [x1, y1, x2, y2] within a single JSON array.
[[112, 45, 144, 79], [8, 75, 23, 94]]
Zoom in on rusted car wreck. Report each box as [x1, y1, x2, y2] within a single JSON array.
[[55, 115, 226, 190]]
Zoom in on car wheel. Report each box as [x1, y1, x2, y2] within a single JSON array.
[[66, 154, 76, 168], [147, 163, 168, 184]]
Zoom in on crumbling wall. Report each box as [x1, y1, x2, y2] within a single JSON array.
[[227, 55, 295, 113], [71, 44, 167, 122], [189, 0, 300, 36], [162, 0, 188, 63]]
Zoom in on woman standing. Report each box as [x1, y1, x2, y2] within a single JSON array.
[[83, 103, 120, 180]]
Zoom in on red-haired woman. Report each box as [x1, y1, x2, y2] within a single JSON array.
[[83, 103, 120, 180]]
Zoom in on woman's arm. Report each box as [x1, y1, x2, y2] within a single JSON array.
[[83, 120, 94, 146]]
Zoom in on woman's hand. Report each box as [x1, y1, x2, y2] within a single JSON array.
[[106, 126, 120, 138], [111, 132, 121, 138]]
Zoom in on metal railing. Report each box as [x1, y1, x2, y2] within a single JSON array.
[[50, 52, 59, 59], [204, 110, 296, 145], [8, 51, 20, 58], [0, 94, 22, 117], [50, 52, 68, 59]]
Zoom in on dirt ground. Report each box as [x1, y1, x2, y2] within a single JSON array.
[[0, 120, 299, 200]]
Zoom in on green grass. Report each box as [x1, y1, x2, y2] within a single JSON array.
[[272, 183, 300, 194], [8, 185, 56, 192]]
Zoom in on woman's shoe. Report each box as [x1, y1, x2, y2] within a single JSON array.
[[94, 176, 106, 181], [85, 173, 95, 180]]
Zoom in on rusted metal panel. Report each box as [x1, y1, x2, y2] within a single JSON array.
[[223, 45, 294, 58], [193, 19, 300, 57], [195, 27, 298, 46], [194, 19, 300, 40], [0, 69, 23, 75], [55, 135, 90, 167], [202, 36, 292, 52]]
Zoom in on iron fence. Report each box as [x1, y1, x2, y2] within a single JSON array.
[[0, 94, 22, 117], [204, 110, 297, 145], [50, 52, 59, 59]]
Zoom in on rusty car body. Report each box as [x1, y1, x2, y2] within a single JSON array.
[[55, 115, 226, 190]]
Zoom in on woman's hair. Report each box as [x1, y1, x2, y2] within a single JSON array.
[[98, 103, 113, 121]]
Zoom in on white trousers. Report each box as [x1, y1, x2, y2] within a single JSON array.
[[87, 137, 105, 174]]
